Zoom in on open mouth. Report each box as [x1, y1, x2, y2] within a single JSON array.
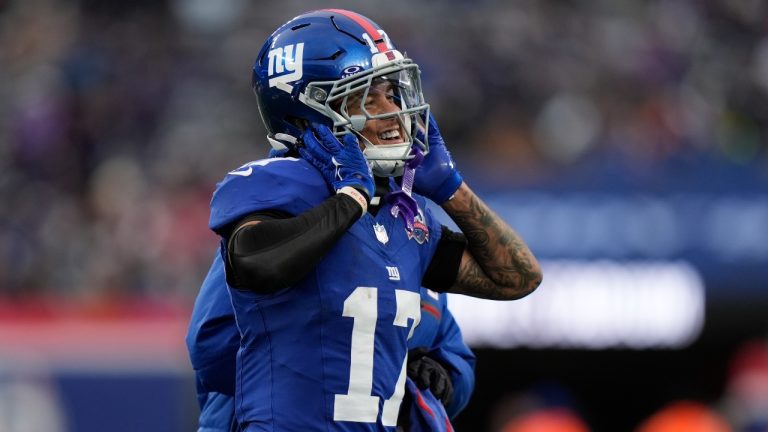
[[377, 128, 404, 144]]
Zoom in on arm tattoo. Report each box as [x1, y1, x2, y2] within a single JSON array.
[[444, 185, 542, 300]]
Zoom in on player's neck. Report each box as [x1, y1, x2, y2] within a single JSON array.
[[369, 176, 394, 215]]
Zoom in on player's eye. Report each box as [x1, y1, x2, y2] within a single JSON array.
[[343, 93, 363, 113]]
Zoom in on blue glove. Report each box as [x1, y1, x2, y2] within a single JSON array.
[[298, 124, 375, 200], [414, 114, 463, 204]]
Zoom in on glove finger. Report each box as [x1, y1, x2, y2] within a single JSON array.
[[410, 362, 431, 390], [298, 129, 323, 157], [418, 366, 434, 390], [407, 359, 424, 384], [417, 111, 439, 135], [414, 121, 426, 142], [297, 147, 319, 164], [310, 123, 341, 154], [430, 371, 446, 397], [441, 380, 454, 405], [340, 133, 361, 150]]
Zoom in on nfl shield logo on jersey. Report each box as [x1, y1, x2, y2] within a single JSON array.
[[373, 223, 389, 245]]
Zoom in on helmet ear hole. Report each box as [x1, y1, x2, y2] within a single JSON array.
[[286, 116, 309, 132]]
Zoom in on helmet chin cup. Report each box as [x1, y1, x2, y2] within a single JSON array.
[[363, 142, 411, 177], [370, 159, 405, 177], [350, 115, 366, 132]]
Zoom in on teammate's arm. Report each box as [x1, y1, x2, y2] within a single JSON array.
[[428, 301, 476, 418]]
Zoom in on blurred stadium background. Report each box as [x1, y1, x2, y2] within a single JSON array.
[[1, 0, 767, 430]]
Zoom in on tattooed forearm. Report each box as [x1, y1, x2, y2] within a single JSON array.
[[443, 183, 542, 300]]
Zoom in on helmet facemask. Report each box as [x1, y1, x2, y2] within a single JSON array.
[[302, 58, 430, 177]]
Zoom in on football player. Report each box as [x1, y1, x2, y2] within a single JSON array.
[[199, 9, 541, 431]]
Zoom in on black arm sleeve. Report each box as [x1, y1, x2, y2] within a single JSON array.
[[422, 226, 467, 292], [225, 193, 362, 293]]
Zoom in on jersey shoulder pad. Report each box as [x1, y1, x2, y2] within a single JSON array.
[[209, 157, 330, 232]]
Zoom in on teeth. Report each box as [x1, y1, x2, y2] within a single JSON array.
[[379, 130, 401, 140]]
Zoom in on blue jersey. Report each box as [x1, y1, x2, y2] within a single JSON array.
[[187, 252, 475, 431], [205, 157, 443, 431]]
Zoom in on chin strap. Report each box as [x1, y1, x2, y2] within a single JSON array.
[[385, 146, 424, 233]]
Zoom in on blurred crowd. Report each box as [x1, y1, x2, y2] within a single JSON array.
[[0, 0, 767, 300]]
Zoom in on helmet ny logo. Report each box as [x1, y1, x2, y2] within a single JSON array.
[[268, 43, 304, 93]]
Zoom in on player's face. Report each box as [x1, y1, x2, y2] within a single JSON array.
[[345, 80, 406, 148]]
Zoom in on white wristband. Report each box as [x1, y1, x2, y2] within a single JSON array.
[[337, 186, 368, 216]]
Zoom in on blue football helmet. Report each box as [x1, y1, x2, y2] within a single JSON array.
[[252, 9, 430, 177]]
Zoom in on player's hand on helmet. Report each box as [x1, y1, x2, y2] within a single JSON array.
[[407, 348, 454, 406], [298, 123, 375, 202], [413, 113, 463, 204]]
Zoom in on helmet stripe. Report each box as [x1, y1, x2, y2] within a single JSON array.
[[323, 9, 389, 53]]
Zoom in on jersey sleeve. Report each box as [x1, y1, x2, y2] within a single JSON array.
[[208, 157, 331, 234], [429, 293, 476, 419]]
